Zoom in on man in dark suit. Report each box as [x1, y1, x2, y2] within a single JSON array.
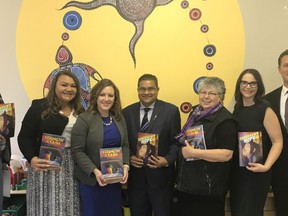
[[123, 74, 181, 216], [265, 49, 288, 216]]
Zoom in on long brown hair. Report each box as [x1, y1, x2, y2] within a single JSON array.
[[41, 70, 84, 119], [87, 79, 122, 121]]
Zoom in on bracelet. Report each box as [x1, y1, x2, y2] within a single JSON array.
[[123, 164, 130, 171]]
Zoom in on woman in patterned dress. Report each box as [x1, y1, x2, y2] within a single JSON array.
[[18, 70, 84, 216]]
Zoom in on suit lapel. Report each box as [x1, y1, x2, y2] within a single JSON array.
[[135, 103, 141, 132], [148, 100, 161, 132], [273, 87, 282, 116]]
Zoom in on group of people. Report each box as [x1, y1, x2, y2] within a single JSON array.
[[7, 49, 287, 216]]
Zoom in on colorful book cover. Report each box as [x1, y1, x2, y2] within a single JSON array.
[[238, 131, 263, 167], [39, 133, 66, 170], [100, 147, 124, 184], [137, 133, 159, 166], [185, 125, 206, 161], [0, 103, 15, 138]]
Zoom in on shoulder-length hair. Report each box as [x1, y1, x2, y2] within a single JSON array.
[[87, 79, 122, 121], [234, 68, 266, 114], [41, 70, 84, 119]]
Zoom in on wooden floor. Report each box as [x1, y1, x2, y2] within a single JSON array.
[[123, 192, 276, 216]]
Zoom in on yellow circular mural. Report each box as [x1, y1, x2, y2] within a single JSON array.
[[16, 0, 244, 118]]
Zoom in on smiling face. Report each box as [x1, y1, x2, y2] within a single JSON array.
[[55, 74, 77, 106], [198, 87, 221, 110], [240, 73, 258, 103], [97, 86, 115, 117], [137, 80, 159, 107], [278, 54, 288, 88]]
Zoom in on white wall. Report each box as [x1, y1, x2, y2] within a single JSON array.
[[238, 0, 287, 91], [0, 1, 28, 156]]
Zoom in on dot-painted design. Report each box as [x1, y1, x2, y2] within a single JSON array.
[[179, 0, 218, 113], [55, 45, 72, 65], [181, 1, 189, 9], [206, 62, 213, 70], [193, 76, 206, 94], [180, 0, 217, 74], [44, 45, 103, 109], [61, 0, 173, 67], [180, 102, 193, 113], [203, 44, 216, 57], [63, 11, 82, 30], [61, 32, 69, 41], [200, 24, 209, 33], [189, 8, 202, 21]]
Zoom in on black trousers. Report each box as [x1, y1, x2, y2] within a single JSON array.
[[128, 185, 173, 216], [176, 191, 225, 216], [271, 159, 288, 216]]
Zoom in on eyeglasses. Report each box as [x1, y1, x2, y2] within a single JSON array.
[[240, 81, 258, 88], [199, 91, 218, 97], [137, 87, 158, 94]]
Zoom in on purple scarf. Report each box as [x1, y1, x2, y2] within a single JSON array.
[[175, 102, 223, 144]]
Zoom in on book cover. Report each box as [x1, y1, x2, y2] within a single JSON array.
[[137, 133, 159, 166], [238, 131, 263, 167], [0, 103, 15, 138], [39, 133, 66, 170], [100, 147, 124, 184], [184, 125, 206, 161]]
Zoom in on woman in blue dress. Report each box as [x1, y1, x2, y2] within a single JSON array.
[[71, 79, 130, 216]]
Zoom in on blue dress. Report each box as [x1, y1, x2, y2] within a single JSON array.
[[80, 116, 122, 216]]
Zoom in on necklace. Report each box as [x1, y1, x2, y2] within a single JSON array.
[[102, 116, 113, 126]]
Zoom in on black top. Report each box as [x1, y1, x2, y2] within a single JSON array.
[[176, 106, 237, 197], [233, 102, 271, 166], [18, 98, 69, 162]]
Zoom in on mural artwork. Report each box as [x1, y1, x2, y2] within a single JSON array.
[[61, 0, 174, 67]]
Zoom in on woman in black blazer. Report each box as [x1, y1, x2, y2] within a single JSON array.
[[18, 70, 84, 216]]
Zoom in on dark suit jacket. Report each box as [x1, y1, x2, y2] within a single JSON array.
[[18, 98, 69, 163], [265, 87, 288, 182], [123, 99, 181, 189], [71, 111, 130, 186]]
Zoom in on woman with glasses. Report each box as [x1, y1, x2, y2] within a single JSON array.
[[230, 68, 283, 216], [175, 76, 238, 216]]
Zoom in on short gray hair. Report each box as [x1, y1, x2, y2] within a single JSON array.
[[198, 76, 226, 101]]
